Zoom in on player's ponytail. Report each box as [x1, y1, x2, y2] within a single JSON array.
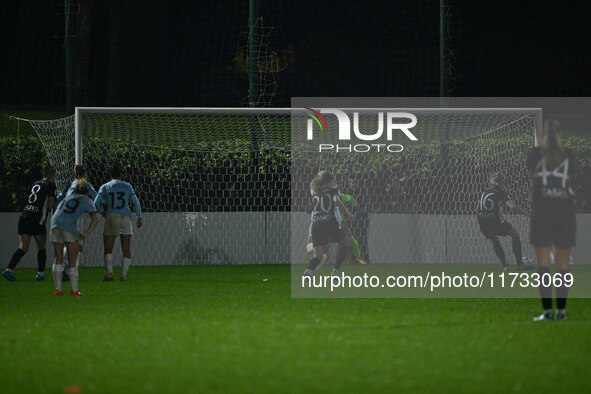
[[310, 170, 334, 193], [42, 164, 56, 179], [73, 165, 88, 181], [542, 119, 564, 168]]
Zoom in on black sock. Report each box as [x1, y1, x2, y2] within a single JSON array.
[[492, 241, 507, 267], [538, 266, 553, 310], [334, 245, 348, 270], [512, 237, 523, 265], [307, 257, 321, 271], [37, 249, 47, 272], [556, 269, 570, 310], [8, 249, 26, 270]]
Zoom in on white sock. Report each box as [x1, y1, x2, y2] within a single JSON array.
[[37, 271, 44, 276], [105, 254, 114, 274], [67, 267, 79, 292], [121, 258, 131, 278], [52, 264, 64, 291]]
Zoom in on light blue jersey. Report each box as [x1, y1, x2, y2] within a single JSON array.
[[56, 180, 98, 204], [51, 194, 97, 237], [94, 179, 142, 218]]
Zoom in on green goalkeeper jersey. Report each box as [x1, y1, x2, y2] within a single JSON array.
[[340, 193, 358, 222]]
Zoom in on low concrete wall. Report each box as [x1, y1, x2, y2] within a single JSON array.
[[1, 212, 589, 268]]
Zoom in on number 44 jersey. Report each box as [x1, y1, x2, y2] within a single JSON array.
[[527, 147, 576, 207], [94, 180, 142, 219]]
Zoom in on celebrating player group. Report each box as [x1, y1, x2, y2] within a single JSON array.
[[3, 161, 143, 296]]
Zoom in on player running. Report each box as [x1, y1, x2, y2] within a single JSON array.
[[476, 172, 532, 271], [3, 165, 57, 281], [528, 120, 576, 321], [94, 162, 143, 282], [303, 171, 354, 277], [50, 181, 99, 295]]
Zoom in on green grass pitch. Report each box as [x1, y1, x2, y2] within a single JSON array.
[[1, 264, 591, 393]]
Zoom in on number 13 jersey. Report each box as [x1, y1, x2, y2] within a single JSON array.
[[95, 180, 142, 218]]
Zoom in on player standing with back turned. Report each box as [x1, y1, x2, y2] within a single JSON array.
[[303, 170, 354, 277], [528, 120, 576, 321], [476, 172, 532, 271], [3, 165, 57, 281], [94, 162, 143, 281]]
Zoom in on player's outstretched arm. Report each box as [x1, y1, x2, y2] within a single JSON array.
[[506, 200, 530, 217]]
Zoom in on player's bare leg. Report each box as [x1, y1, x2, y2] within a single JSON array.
[[120, 234, 132, 281], [533, 246, 553, 321], [103, 235, 117, 281]]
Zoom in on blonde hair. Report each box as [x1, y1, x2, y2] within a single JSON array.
[[489, 172, 505, 188], [310, 170, 334, 193], [542, 119, 564, 168]]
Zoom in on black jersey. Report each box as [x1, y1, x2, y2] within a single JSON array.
[[477, 187, 510, 222], [310, 187, 341, 223], [21, 180, 57, 225], [526, 147, 576, 206]]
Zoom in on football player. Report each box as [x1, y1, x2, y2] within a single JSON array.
[[476, 172, 532, 271], [527, 120, 576, 321], [3, 165, 57, 281]]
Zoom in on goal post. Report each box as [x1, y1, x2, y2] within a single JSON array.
[[25, 106, 541, 266]]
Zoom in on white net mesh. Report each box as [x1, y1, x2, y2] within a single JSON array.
[[290, 109, 539, 264], [24, 108, 538, 266]]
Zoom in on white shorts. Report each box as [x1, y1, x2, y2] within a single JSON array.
[[104, 213, 133, 236], [50, 228, 79, 243]]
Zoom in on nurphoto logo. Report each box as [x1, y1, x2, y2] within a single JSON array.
[[305, 108, 418, 153]]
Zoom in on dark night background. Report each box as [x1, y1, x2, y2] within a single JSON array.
[[2, 0, 591, 112]]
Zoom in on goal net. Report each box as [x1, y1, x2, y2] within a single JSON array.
[[290, 108, 541, 265], [24, 107, 539, 266]]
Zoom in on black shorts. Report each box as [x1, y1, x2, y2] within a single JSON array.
[[530, 205, 576, 248], [311, 220, 346, 247], [17, 215, 47, 236], [478, 217, 512, 238]]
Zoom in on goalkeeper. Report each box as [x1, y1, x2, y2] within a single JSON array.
[[340, 193, 367, 265]]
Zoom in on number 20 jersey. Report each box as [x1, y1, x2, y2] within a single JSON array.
[[311, 187, 341, 224]]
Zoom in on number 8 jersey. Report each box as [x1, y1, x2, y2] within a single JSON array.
[[94, 179, 142, 218]]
